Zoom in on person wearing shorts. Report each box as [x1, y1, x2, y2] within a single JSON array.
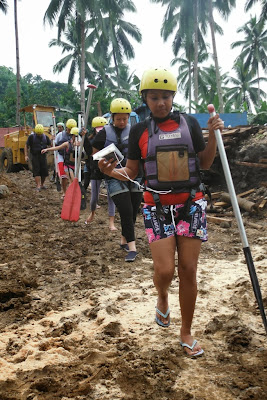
[[54, 119, 77, 198], [99, 68, 224, 357], [84, 117, 117, 231], [42, 126, 79, 198], [25, 124, 51, 191]]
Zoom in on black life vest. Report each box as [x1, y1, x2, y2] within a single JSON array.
[[57, 131, 72, 156], [31, 133, 49, 154], [104, 124, 130, 167]]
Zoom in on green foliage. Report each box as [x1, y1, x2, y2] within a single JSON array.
[[0, 0, 8, 14], [0, 66, 81, 127], [249, 100, 267, 125]]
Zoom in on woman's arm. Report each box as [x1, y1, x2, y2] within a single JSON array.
[[98, 158, 140, 181], [41, 141, 69, 154], [197, 114, 224, 170]]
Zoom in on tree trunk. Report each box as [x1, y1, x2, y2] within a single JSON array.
[[188, 58, 192, 113], [14, 0, 21, 126], [208, 0, 224, 113], [96, 101, 102, 116], [193, 1, 199, 106], [80, 19, 86, 119], [113, 48, 120, 88], [257, 65, 260, 106]]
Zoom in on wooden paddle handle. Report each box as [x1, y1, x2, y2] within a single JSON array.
[[76, 84, 97, 177]]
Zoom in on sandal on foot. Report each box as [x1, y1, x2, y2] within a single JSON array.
[[180, 339, 204, 357], [155, 307, 170, 328]]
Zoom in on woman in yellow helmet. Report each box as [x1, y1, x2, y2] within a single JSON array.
[[99, 68, 224, 357], [84, 117, 117, 231], [50, 119, 77, 198], [91, 98, 143, 262], [42, 126, 79, 186]]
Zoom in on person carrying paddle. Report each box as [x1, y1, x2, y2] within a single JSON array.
[[54, 119, 77, 199], [84, 117, 117, 231], [24, 124, 51, 191], [99, 68, 224, 356], [50, 122, 65, 183], [92, 99, 143, 262], [42, 126, 80, 189]]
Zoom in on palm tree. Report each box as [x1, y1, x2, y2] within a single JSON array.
[[90, 0, 142, 88], [2, 0, 21, 125], [151, 0, 233, 113], [0, 0, 8, 13], [197, 64, 230, 109], [171, 48, 209, 112], [49, 16, 96, 87], [231, 16, 267, 105], [14, 0, 21, 125], [245, 0, 267, 20], [206, 0, 236, 113], [225, 59, 267, 111], [151, 0, 208, 106], [44, 0, 100, 116]]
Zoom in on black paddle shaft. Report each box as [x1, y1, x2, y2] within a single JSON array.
[[208, 104, 267, 335]]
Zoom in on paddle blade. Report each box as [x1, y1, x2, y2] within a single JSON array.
[[61, 178, 81, 221]]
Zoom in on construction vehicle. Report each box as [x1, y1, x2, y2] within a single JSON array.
[[0, 104, 55, 172]]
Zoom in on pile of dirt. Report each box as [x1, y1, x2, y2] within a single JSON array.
[[0, 135, 266, 399], [202, 127, 267, 193]]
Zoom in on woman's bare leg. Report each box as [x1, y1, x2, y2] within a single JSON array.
[[109, 215, 117, 231], [177, 236, 202, 355], [85, 210, 96, 223], [150, 236, 177, 325]]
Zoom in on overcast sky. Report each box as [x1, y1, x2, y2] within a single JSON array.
[[0, 0, 265, 108]]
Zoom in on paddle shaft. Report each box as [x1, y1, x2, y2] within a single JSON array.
[[208, 104, 267, 335], [76, 84, 97, 178]]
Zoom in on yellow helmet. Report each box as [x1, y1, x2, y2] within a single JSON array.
[[70, 127, 79, 136], [139, 68, 177, 94], [110, 98, 132, 114], [92, 116, 107, 128], [66, 119, 77, 129], [34, 124, 44, 134]]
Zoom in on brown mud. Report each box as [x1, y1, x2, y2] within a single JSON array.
[[0, 168, 266, 400]]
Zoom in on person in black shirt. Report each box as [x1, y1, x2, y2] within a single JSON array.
[[92, 99, 143, 262], [25, 124, 51, 191]]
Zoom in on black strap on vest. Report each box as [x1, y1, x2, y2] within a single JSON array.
[[152, 192, 166, 221], [146, 116, 159, 137]]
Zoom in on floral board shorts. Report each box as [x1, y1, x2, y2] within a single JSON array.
[[142, 198, 208, 244]]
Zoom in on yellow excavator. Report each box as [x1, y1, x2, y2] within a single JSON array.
[[0, 104, 55, 172]]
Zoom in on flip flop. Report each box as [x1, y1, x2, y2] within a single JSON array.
[[155, 307, 170, 328], [180, 340, 204, 357]]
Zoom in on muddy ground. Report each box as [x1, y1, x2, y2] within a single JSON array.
[[0, 152, 266, 400]]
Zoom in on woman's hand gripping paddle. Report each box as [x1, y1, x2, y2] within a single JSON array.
[[208, 104, 267, 335], [61, 84, 97, 222]]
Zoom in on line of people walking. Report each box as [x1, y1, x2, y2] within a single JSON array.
[[25, 67, 225, 359]]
